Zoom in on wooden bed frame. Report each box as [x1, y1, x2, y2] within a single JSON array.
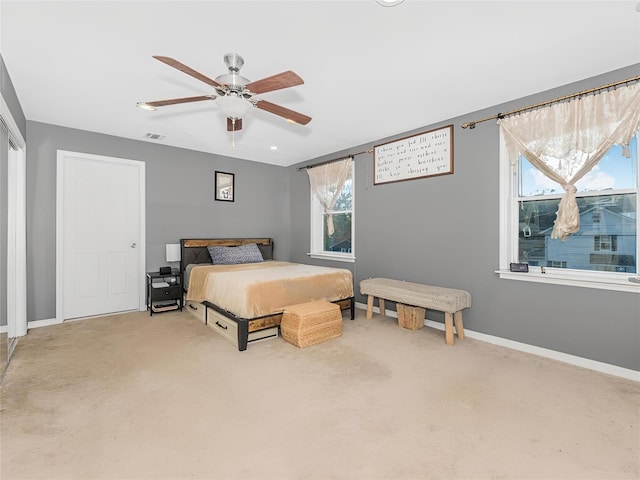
[[180, 238, 355, 351]]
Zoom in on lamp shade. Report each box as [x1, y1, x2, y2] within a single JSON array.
[[166, 244, 181, 263], [215, 95, 253, 118]]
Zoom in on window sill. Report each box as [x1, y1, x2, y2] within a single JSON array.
[[307, 252, 355, 263], [496, 269, 640, 293]]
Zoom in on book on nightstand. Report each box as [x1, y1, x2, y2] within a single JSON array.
[[152, 301, 179, 312]]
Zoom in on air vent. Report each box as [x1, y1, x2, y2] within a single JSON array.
[[143, 133, 166, 141]]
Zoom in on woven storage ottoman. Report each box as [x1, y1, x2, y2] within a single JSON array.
[[396, 303, 425, 330], [281, 300, 342, 348]]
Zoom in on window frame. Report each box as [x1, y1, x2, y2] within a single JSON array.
[[497, 132, 639, 293], [308, 160, 355, 263]]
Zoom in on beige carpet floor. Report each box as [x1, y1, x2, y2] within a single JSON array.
[[1, 308, 638, 480]]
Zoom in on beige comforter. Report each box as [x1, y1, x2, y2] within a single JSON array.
[[186, 261, 353, 319]]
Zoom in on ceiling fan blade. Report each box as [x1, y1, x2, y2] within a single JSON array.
[[245, 71, 304, 94], [227, 117, 243, 131], [153, 55, 224, 89], [255, 99, 311, 125], [142, 95, 214, 107]]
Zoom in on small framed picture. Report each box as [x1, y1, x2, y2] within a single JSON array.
[[215, 171, 235, 202]]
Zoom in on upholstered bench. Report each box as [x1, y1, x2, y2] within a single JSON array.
[[281, 300, 343, 348], [360, 278, 471, 345]]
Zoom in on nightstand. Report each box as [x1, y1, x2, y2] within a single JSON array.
[[146, 270, 183, 315]]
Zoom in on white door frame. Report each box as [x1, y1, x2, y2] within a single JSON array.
[[1, 93, 27, 339], [56, 150, 146, 322]]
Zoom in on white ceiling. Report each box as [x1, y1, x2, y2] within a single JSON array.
[[2, 1, 639, 167]]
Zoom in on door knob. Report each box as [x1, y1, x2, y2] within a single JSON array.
[[131, 243, 137, 248]]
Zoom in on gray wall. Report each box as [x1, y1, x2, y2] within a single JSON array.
[[288, 64, 640, 372], [26, 122, 291, 322]]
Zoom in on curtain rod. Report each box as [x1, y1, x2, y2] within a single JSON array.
[[296, 148, 373, 171], [460, 75, 640, 130]]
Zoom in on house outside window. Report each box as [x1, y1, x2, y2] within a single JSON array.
[[308, 159, 355, 262], [500, 135, 638, 290]]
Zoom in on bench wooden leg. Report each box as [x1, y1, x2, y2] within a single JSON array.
[[366, 295, 374, 320], [445, 312, 454, 345], [379, 299, 386, 317], [454, 311, 465, 340]]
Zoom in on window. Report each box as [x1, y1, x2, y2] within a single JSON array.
[[500, 135, 638, 291], [594, 235, 617, 252], [309, 159, 355, 262], [498, 82, 639, 292]]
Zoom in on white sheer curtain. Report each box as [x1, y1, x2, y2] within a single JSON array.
[[499, 82, 640, 240], [307, 157, 352, 236]]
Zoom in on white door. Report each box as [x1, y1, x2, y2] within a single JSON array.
[[59, 151, 145, 320], [1, 96, 27, 373]]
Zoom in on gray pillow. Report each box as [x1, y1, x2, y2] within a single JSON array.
[[207, 243, 264, 265]]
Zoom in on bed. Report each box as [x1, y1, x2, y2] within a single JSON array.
[[180, 238, 355, 350]]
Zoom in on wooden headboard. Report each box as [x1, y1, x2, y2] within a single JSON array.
[[180, 238, 274, 279]]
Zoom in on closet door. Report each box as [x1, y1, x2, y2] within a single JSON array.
[[1, 116, 26, 375], [1, 119, 8, 373], [1, 95, 27, 380]]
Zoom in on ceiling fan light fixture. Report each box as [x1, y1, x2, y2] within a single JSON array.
[[215, 95, 253, 119], [141, 54, 311, 133], [136, 102, 156, 111]]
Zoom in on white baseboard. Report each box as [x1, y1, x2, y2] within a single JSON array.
[[354, 302, 639, 382], [0, 317, 59, 334], [27, 318, 60, 329], [24, 309, 144, 331]]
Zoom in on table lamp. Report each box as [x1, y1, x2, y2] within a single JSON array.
[[161, 243, 181, 275]]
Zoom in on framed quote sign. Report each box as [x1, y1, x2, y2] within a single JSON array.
[[373, 124, 453, 185]]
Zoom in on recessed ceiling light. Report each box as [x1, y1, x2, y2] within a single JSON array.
[[375, 0, 404, 6], [270, 145, 278, 151]]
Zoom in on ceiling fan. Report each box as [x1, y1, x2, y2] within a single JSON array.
[[137, 53, 311, 132]]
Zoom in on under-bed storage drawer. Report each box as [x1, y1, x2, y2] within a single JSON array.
[[205, 306, 278, 348], [206, 308, 238, 345], [185, 299, 207, 323]]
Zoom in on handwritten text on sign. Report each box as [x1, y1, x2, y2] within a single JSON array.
[[373, 125, 453, 185]]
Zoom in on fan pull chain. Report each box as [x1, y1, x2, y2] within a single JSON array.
[[231, 118, 237, 149]]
